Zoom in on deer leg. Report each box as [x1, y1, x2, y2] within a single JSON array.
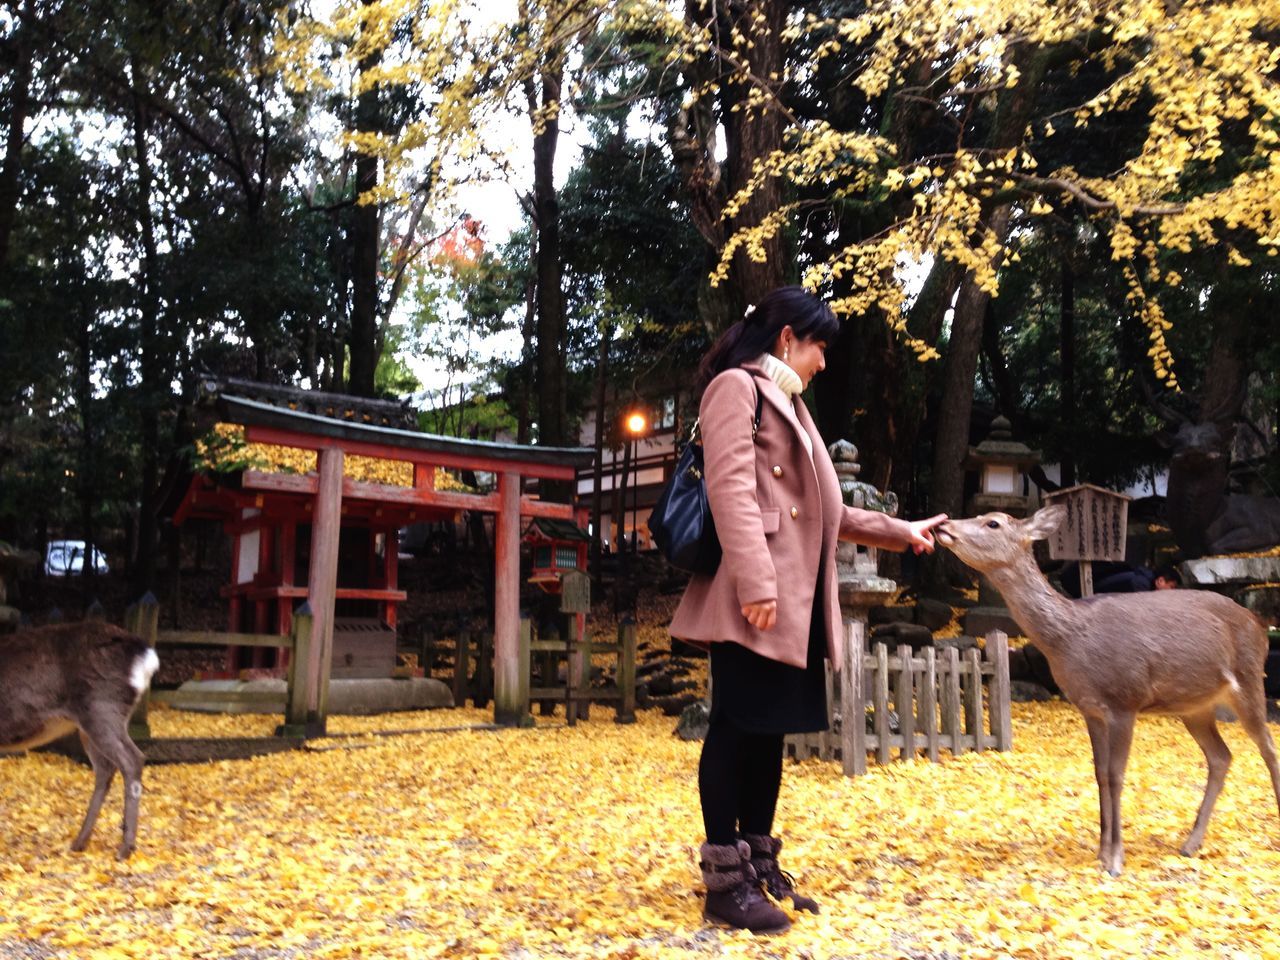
[[1102, 712, 1136, 877], [70, 731, 117, 853], [1082, 714, 1114, 869], [81, 714, 145, 860], [1226, 682, 1280, 825], [1178, 710, 1232, 857]]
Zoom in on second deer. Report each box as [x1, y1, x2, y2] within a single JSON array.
[[1, 622, 159, 859], [937, 505, 1280, 876]]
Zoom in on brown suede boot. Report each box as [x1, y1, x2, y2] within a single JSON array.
[[699, 840, 791, 933], [744, 833, 820, 914]]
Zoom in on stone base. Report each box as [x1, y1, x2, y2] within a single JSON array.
[[963, 607, 1024, 638], [171, 677, 454, 715], [1182, 556, 1280, 587]]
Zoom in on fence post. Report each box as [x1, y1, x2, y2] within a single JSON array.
[[922, 645, 939, 762], [842, 619, 866, 776], [128, 593, 159, 741], [517, 618, 532, 724], [568, 618, 593, 723], [418, 628, 435, 678], [895, 643, 915, 761], [616, 619, 637, 724], [475, 632, 493, 710], [280, 604, 314, 737], [988, 631, 1013, 750], [452, 630, 470, 708], [965, 646, 985, 752], [943, 646, 962, 753], [874, 642, 892, 766]]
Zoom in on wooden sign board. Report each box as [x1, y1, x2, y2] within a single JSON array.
[[1042, 484, 1131, 562], [559, 570, 592, 613]]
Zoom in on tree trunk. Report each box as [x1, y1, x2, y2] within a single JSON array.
[[130, 64, 161, 595], [346, 0, 382, 397], [929, 209, 1013, 520], [532, 62, 568, 455], [720, 0, 788, 311], [75, 302, 96, 603], [589, 326, 611, 589], [0, 0, 34, 269]]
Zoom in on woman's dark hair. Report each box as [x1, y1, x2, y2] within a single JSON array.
[[696, 286, 839, 391]]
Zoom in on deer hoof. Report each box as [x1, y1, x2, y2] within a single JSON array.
[[115, 842, 135, 861]]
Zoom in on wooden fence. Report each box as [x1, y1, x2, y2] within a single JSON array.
[[524, 618, 636, 725], [410, 618, 637, 724], [786, 622, 1012, 775], [124, 593, 315, 739]]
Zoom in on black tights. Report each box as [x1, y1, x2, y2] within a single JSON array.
[[698, 715, 785, 845]]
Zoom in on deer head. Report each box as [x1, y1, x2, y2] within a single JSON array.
[[935, 505, 1067, 574]]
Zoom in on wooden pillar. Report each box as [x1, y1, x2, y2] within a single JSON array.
[[493, 470, 529, 726], [989, 630, 1013, 750], [303, 446, 344, 734], [279, 603, 314, 738], [384, 526, 399, 630], [616, 619, 637, 723], [127, 593, 160, 741], [842, 619, 867, 776]]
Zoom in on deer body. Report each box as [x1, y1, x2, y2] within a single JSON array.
[[938, 507, 1280, 876], [0, 622, 159, 859]]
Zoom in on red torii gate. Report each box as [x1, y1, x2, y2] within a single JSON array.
[[174, 393, 595, 729]]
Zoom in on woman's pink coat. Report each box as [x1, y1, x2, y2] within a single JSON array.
[[668, 363, 914, 669]]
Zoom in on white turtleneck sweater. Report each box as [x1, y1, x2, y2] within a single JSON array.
[[756, 352, 813, 458]]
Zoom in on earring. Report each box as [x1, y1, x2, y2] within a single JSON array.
[[783, 346, 790, 362]]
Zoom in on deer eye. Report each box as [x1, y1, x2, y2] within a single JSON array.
[[986, 520, 1001, 529]]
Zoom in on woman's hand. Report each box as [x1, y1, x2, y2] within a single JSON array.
[[741, 599, 778, 630], [907, 514, 949, 554]]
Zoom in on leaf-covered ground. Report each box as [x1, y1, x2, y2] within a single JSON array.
[[2, 700, 1279, 959]]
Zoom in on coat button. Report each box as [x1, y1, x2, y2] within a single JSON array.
[[790, 506, 799, 519], [772, 465, 783, 477]]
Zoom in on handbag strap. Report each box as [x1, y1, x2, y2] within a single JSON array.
[[690, 384, 762, 445]]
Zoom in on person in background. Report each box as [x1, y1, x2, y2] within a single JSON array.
[[668, 286, 947, 934], [1059, 561, 1181, 598]]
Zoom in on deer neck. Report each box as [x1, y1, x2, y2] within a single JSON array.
[[983, 552, 1076, 652]]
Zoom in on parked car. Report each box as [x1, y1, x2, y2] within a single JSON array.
[[44, 540, 109, 577]]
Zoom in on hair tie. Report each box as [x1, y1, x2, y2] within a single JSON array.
[[743, 304, 756, 320]]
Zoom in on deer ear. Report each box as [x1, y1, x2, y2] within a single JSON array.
[[1022, 504, 1067, 541]]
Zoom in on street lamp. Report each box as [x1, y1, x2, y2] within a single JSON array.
[[624, 411, 648, 555], [621, 410, 648, 619]]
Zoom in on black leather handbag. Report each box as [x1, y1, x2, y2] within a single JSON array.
[[649, 388, 762, 575]]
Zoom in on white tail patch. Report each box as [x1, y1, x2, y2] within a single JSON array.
[[130, 649, 160, 694]]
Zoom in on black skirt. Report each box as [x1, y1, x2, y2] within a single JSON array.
[[708, 594, 829, 735]]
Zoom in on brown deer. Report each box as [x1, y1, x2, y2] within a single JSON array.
[[936, 506, 1280, 876], [1, 622, 159, 859]]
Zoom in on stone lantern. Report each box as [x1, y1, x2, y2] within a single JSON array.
[[964, 415, 1041, 519], [963, 416, 1041, 637], [831, 440, 899, 601]]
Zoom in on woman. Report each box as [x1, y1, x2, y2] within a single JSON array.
[[669, 286, 946, 934]]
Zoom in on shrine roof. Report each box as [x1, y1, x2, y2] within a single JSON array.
[[216, 395, 596, 472]]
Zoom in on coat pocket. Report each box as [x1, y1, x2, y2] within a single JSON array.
[[760, 507, 781, 535]]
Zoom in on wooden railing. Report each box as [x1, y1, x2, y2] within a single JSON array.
[[786, 623, 1012, 775], [124, 593, 315, 739]]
